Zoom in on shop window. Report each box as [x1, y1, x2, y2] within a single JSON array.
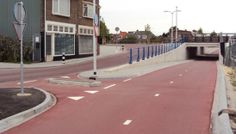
[[79, 35, 93, 54], [55, 34, 75, 55]]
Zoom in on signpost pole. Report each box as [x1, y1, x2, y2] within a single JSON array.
[[93, 0, 97, 78], [20, 24, 24, 94]]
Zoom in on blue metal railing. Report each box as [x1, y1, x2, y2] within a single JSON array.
[[128, 42, 183, 64]]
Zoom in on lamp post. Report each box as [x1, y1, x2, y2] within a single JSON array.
[[164, 11, 174, 43], [92, 0, 97, 78], [175, 6, 181, 43]]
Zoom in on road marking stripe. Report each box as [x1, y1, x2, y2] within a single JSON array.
[[155, 94, 160, 97], [68, 96, 84, 101], [84, 90, 99, 94], [104, 84, 116, 89], [61, 76, 70, 79], [123, 120, 132, 125], [17, 80, 37, 85], [123, 78, 132, 82], [179, 74, 183, 77], [170, 81, 174, 84]]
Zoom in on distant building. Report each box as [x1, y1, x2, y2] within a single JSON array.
[[0, 0, 100, 62]]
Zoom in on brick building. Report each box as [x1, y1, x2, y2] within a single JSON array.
[[0, 0, 100, 62]]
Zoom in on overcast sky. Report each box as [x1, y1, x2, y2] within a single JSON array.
[[100, 0, 236, 35]]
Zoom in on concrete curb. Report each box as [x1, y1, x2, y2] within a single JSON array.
[[48, 78, 101, 87], [0, 87, 57, 133], [211, 62, 233, 134], [79, 60, 191, 79]]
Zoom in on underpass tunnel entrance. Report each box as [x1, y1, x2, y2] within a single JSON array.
[[186, 46, 219, 61]]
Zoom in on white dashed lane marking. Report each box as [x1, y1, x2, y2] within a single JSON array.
[[61, 76, 71, 79], [123, 78, 132, 82], [84, 90, 99, 94], [17, 80, 37, 85], [170, 81, 174, 84], [178, 74, 183, 77], [68, 96, 84, 101], [123, 120, 132, 126], [104, 84, 116, 89], [155, 94, 160, 97]]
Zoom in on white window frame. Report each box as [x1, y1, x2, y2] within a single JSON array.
[[52, 0, 70, 17], [83, 1, 94, 19]]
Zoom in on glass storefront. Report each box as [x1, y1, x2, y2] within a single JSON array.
[[55, 34, 75, 55]]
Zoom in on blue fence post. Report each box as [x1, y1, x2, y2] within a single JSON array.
[[155, 45, 157, 56], [151, 46, 154, 57], [129, 48, 132, 64], [137, 48, 140, 62], [142, 47, 145, 60], [147, 46, 150, 59]]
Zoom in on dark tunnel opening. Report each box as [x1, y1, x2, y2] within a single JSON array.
[[186, 47, 219, 61]]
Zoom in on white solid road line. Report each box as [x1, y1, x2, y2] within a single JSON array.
[[123, 120, 132, 125], [104, 84, 116, 89], [155, 94, 160, 97], [84, 90, 99, 94], [68, 96, 84, 101], [123, 78, 132, 82], [17, 80, 37, 85]]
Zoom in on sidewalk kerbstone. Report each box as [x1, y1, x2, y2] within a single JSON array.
[[0, 87, 56, 133]]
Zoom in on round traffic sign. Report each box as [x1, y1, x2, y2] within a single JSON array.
[[115, 27, 120, 32], [13, 2, 26, 24]]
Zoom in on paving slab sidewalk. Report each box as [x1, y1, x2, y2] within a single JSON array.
[[0, 45, 123, 69]]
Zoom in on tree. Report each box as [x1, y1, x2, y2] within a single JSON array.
[[99, 18, 110, 45], [197, 28, 203, 34], [119, 34, 138, 44], [210, 31, 217, 37], [145, 24, 151, 32], [144, 24, 153, 44]]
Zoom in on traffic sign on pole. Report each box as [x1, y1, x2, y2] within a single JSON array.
[[13, 1, 28, 96]]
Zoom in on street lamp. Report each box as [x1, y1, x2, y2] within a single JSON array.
[[164, 11, 174, 43], [175, 6, 181, 43]]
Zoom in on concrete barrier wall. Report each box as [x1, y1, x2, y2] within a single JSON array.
[[211, 62, 233, 134], [137, 43, 187, 65]]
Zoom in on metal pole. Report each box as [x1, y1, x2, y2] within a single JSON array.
[[20, 25, 24, 94], [93, 0, 97, 76], [171, 12, 174, 43]]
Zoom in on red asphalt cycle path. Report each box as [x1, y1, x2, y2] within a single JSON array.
[[2, 60, 217, 134]]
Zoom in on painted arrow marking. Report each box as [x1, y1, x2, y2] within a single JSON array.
[[84, 90, 99, 94], [68, 96, 84, 101]]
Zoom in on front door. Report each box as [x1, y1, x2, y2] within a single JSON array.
[[46, 34, 53, 61]]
